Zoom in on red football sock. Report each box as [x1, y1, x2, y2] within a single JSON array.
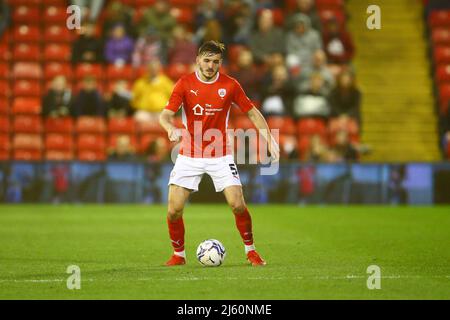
[[167, 216, 185, 252], [234, 207, 254, 246]]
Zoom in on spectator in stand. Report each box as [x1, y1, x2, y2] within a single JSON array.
[[292, 73, 330, 118], [102, 0, 135, 39], [42, 76, 73, 118], [195, 0, 224, 32], [132, 27, 165, 68], [196, 18, 224, 44], [305, 134, 329, 162], [295, 49, 335, 96], [286, 14, 322, 70], [287, 0, 322, 33], [230, 48, 262, 101], [322, 17, 355, 65], [105, 80, 133, 119], [70, 0, 104, 23], [71, 22, 103, 65], [223, 0, 254, 45], [104, 24, 134, 65], [131, 61, 174, 123], [260, 64, 295, 116], [168, 25, 197, 66], [0, 0, 10, 38], [72, 76, 104, 117], [145, 136, 170, 162], [249, 9, 285, 67], [329, 70, 361, 126], [331, 130, 358, 162], [108, 135, 136, 161], [137, 0, 177, 42]]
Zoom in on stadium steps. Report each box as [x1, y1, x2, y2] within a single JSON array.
[[346, 0, 441, 162]]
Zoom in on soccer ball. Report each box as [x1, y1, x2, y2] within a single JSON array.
[[196, 239, 226, 267]]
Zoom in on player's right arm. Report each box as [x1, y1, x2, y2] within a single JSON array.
[[159, 79, 185, 142], [159, 109, 180, 142]]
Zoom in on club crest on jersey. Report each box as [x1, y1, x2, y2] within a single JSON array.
[[218, 88, 226, 98]]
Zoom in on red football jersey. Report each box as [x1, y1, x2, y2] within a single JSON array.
[[165, 71, 255, 158]]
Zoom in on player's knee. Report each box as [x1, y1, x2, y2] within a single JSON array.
[[230, 201, 246, 215], [167, 205, 183, 221]]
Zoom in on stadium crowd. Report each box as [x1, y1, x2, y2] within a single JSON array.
[[0, 0, 364, 163]]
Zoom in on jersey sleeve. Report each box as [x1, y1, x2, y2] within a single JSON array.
[[232, 79, 255, 113], [165, 78, 185, 112]]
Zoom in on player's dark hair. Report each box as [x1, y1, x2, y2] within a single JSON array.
[[198, 41, 226, 58]]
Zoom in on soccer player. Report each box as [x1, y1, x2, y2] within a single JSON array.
[[159, 41, 280, 267]]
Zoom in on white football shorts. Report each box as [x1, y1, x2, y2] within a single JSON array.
[[168, 154, 242, 192]]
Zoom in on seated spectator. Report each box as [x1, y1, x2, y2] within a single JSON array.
[[71, 22, 103, 65], [322, 17, 355, 65], [286, 14, 322, 70], [229, 48, 262, 101], [168, 25, 197, 66], [70, 0, 104, 23], [293, 73, 330, 118], [195, 18, 224, 44], [105, 80, 133, 118], [195, 0, 224, 33], [287, 0, 322, 32], [331, 130, 358, 162], [42, 76, 73, 118], [102, 1, 135, 39], [329, 70, 361, 126], [295, 49, 335, 96], [281, 136, 299, 160], [72, 76, 104, 117], [131, 61, 174, 122], [249, 9, 285, 67], [305, 134, 329, 162], [0, 0, 10, 38], [104, 24, 134, 65], [108, 135, 136, 161], [132, 27, 164, 68], [145, 136, 170, 162], [260, 64, 295, 116], [223, 0, 253, 45], [137, 0, 177, 42]]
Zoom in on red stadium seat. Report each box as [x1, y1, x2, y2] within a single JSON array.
[[12, 62, 42, 80], [165, 63, 190, 81], [432, 28, 450, 46], [0, 63, 9, 79], [7, 0, 41, 6], [434, 46, 450, 64], [12, 43, 41, 61], [13, 80, 42, 97], [0, 116, 10, 133], [169, 0, 200, 6], [12, 5, 40, 23], [45, 117, 74, 134], [45, 134, 74, 150], [428, 10, 450, 28], [0, 44, 11, 62], [13, 133, 42, 150], [44, 44, 71, 62], [328, 117, 359, 135], [13, 149, 42, 161], [105, 65, 134, 80], [233, 115, 256, 130], [439, 84, 450, 114], [77, 149, 106, 161], [45, 149, 74, 161], [12, 25, 40, 42], [297, 118, 327, 136], [316, 0, 344, 10], [13, 115, 42, 133], [0, 99, 9, 115], [447, 140, 450, 159], [77, 134, 106, 150], [171, 7, 194, 24], [75, 64, 104, 80], [0, 134, 10, 156], [0, 80, 11, 99], [44, 25, 74, 43], [44, 63, 73, 80], [138, 134, 170, 154], [108, 117, 136, 134], [267, 116, 296, 135], [12, 97, 41, 114], [318, 9, 346, 27], [297, 135, 312, 160], [137, 118, 166, 134], [43, 6, 68, 24], [76, 116, 106, 133], [436, 64, 450, 83]]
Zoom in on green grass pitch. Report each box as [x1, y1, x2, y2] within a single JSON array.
[[0, 205, 449, 299]]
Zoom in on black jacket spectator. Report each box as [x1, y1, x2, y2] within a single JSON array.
[[42, 76, 72, 118], [71, 23, 103, 64], [72, 77, 104, 117], [329, 70, 361, 125]]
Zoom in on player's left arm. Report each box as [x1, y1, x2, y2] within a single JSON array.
[[247, 107, 280, 162]]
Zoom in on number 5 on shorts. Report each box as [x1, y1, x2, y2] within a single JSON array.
[[229, 163, 238, 176]]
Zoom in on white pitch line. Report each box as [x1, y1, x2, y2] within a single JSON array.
[[0, 275, 449, 283]]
